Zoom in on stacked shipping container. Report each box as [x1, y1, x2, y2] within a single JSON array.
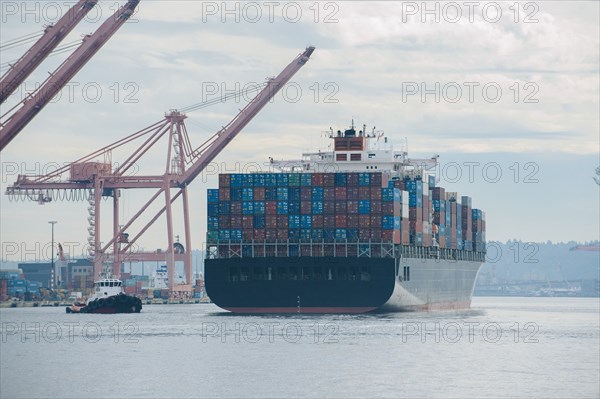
[[208, 172, 486, 253]]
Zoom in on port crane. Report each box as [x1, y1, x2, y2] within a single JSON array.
[[5, 46, 316, 294], [0, 0, 139, 151], [0, 0, 98, 103]]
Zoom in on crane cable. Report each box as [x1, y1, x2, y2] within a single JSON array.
[[178, 83, 267, 113], [0, 40, 81, 72], [0, 31, 43, 50]]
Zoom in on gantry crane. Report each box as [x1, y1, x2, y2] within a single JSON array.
[[0, 0, 139, 151], [5, 46, 316, 294], [0, 0, 98, 103]]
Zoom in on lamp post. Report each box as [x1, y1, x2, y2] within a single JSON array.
[[49, 221, 57, 290]]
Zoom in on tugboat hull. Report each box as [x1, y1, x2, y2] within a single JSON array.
[[66, 293, 142, 314]]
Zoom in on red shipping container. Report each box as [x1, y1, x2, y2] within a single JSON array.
[[382, 202, 394, 214], [231, 201, 242, 214], [393, 180, 406, 190], [300, 187, 312, 201], [347, 187, 358, 200], [370, 173, 382, 187], [219, 174, 231, 187], [409, 220, 423, 232], [323, 173, 335, 187], [266, 229, 277, 241], [370, 214, 382, 228], [324, 187, 335, 201], [433, 211, 445, 226], [277, 229, 288, 240], [266, 215, 277, 229], [254, 187, 265, 201], [423, 233, 432, 247], [219, 188, 231, 201], [409, 208, 422, 221], [382, 230, 393, 242], [324, 201, 335, 215], [242, 215, 253, 229], [324, 215, 335, 228], [438, 235, 446, 248], [371, 200, 382, 214], [358, 187, 370, 199], [335, 201, 347, 214], [301, 201, 312, 214], [370, 228, 382, 240], [335, 187, 347, 200], [312, 215, 323, 228], [312, 173, 324, 186], [402, 230, 410, 245], [218, 215, 230, 229], [230, 215, 242, 229], [370, 187, 382, 200], [359, 215, 371, 228], [359, 229, 371, 240], [432, 187, 445, 200], [335, 215, 347, 228], [347, 214, 358, 228], [347, 173, 359, 186], [253, 229, 266, 240], [347, 200, 358, 214], [265, 201, 277, 215], [277, 215, 289, 229]]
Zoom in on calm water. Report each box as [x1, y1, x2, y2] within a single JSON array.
[[1, 297, 598, 399]]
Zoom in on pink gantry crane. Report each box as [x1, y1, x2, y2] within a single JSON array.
[[5, 47, 316, 295], [0, 0, 98, 103], [0, 0, 139, 151]]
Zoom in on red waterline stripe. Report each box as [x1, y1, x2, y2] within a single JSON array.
[[224, 306, 376, 314]]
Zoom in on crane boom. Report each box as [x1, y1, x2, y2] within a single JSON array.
[[0, 0, 139, 152], [0, 0, 98, 104], [179, 46, 315, 185]]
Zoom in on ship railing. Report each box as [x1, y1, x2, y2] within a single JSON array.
[[205, 238, 486, 262]]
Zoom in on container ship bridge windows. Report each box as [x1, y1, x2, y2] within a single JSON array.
[[336, 153, 347, 161], [350, 153, 361, 161]]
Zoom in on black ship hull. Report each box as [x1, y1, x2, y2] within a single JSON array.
[[205, 255, 483, 313]]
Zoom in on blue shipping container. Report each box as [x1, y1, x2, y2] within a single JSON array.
[[242, 187, 254, 201], [300, 215, 312, 228], [254, 215, 266, 228], [242, 202, 254, 215], [358, 200, 371, 214], [312, 187, 324, 201], [207, 189, 219, 204], [277, 202, 288, 215], [254, 174, 266, 187], [277, 187, 288, 200], [289, 215, 300, 229], [230, 229, 242, 240], [288, 201, 300, 214], [254, 201, 265, 215], [312, 201, 323, 214]]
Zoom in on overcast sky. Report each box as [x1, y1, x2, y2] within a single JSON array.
[[1, 1, 598, 263]]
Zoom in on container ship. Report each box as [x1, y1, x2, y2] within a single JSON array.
[[204, 123, 486, 313]]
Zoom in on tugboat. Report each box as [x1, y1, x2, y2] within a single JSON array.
[[66, 277, 142, 314]]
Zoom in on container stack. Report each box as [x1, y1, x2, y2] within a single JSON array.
[[404, 179, 423, 246], [461, 196, 473, 251], [432, 187, 446, 248], [472, 209, 486, 252], [207, 172, 485, 255]]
